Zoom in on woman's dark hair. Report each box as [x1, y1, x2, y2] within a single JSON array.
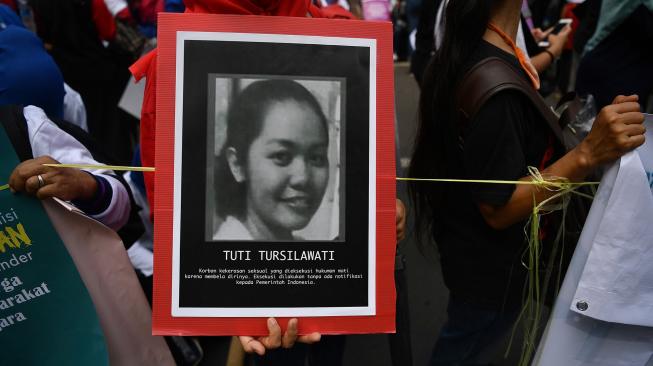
[[408, 0, 494, 247], [215, 79, 328, 218]]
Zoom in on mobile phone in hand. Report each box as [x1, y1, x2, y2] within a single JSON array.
[[551, 18, 572, 35]]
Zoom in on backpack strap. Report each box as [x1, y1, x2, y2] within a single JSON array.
[[456, 57, 565, 146], [0, 105, 33, 161]]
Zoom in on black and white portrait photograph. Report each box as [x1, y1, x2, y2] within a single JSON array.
[[170, 30, 377, 317], [205, 76, 345, 242]]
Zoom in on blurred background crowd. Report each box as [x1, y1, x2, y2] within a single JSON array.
[[0, 0, 651, 365]]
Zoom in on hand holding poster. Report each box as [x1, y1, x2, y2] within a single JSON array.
[[153, 13, 396, 335]]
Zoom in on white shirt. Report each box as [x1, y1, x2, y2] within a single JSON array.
[[213, 216, 253, 240], [103, 0, 128, 16], [63, 83, 88, 132], [23, 105, 130, 230]]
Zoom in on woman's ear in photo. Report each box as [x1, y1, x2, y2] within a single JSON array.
[[226, 147, 246, 183]]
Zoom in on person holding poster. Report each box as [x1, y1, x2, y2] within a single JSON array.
[[407, 0, 646, 364], [129, 1, 356, 363]]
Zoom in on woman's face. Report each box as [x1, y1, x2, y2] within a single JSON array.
[[243, 99, 329, 235]]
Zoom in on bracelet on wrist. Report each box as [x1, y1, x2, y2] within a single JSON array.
[[544, 49, 556, 63]]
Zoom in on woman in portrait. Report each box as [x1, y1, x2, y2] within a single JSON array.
[[213, 79, 330, 241]]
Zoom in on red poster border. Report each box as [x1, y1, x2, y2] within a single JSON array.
[[154, 13, 396, 336]]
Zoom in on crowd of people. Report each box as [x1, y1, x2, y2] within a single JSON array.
[[0, 0, 651, 365]]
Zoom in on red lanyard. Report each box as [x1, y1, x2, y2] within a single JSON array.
[[487, 22, 540, 90]]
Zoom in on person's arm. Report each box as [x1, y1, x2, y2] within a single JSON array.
[[396, 199, 406, 241], [14, 106, 131, 230], [530, 25, 571, 73], [239, 318, 321, 355], [478, 95, 645, 230], [8, 155, 131, 230]]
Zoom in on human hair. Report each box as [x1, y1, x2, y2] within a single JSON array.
[[408, 0, 495, 247], [214, 79, 328, 218]]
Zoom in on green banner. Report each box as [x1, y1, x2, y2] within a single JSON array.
[[0, 126, 108, 364]]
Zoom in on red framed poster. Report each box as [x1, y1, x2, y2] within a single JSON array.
[[154, 13, 395, 336]]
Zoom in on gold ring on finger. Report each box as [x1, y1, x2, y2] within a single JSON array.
[[37, 174, 45, 188]]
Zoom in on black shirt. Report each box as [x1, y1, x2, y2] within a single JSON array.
[[434, 40, 563, 310]]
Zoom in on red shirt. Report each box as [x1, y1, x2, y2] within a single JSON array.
[[92, 0, 117, 41]]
